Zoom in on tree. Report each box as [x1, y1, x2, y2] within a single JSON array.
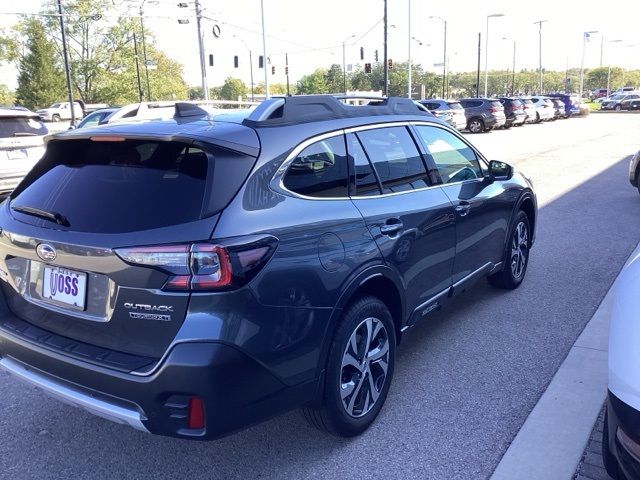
[[15, 18, 66, 110], [296, 68, 329, 94], [219, 77, 248, 101], [0, 84, 15, 106], [325, 64, 344, 93]]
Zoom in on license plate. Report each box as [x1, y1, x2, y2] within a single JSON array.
[[42, 266, 87, 310], [7, 149, 28, 160]]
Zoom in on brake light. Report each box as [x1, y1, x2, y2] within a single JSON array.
[[115, 235, 278, 292]]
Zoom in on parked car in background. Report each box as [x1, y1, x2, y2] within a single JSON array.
[[458, 98, 506, 133], [520, 98, 538, 123], [590, 88, 609, 101], [550, 99, 566, 119], [496, 97, 527, 128], [528, 96, 555, 122], [601, 94, 640, 111], [547, 93, 580, 118], [73, 108, 118, 129], [604, 250, 640, 479], [621, 97, 640, 111], [0, 108, 48, 195], [105, 101, 188, 124], [36, 102, 84, 122], [0, 95, 536, 440], [419, 99, 466, 131]]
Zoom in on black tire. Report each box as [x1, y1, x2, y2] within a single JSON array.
[[535, 112, 541, 123], [503, 123, 512, 130], [52, 114, 61, 122], [603, 409, 620, 479], [636, 170, 640, 196], [468, 118, 484, 134], [615, 105, 622, 111], [303, 296, 396, 437], [488, 210, 531, 289]]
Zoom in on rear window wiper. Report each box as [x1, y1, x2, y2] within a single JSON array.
[[12, 132, 38, 137], [11, 205, 70, 227]]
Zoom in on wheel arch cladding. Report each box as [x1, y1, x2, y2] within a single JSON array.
[[519, 197, 536, 244], [351, 275, 404, 344]]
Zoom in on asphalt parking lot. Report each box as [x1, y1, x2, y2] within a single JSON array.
[[1, 113, 640, 480]]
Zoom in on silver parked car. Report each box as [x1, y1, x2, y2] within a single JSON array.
[[0, 108, 48, 195]]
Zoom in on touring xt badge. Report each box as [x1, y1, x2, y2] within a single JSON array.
[[124, 302, 173, 321]]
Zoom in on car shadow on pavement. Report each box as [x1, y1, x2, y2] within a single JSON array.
[[1, 156, 639, 480]]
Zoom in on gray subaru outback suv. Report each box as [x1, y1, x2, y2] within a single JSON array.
[[0, 96, 536, 440]]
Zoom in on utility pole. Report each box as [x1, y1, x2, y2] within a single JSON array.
[[442, 20, 447, 98], [139, 1, 151, 100], [407, 0, 411, 98], [260, 0, 269, 98], [476, 33, 481, 98], [133, 32, 144, 102], [341, 35, 354, 94], [194, 0, 209, 100], [249, 50, 255, 101], [534, 20, 547, 93], [57, 0, 76, 126], [512, 41, 516, 96], [600, 34, 604, 67], [383, 0, 388, 96]]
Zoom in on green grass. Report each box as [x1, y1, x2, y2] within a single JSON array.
[[584, 101, 601, 112]]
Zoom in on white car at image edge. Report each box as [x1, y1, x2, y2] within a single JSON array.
[[0, 108, 48, 195], [605, 250, 640, 479]]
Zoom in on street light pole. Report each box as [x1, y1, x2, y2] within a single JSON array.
[[260, 0, 269, 98], [234, 35, 255, 102], [512, 40, 516, 96], [533, 20, 547, 93], [428, 16, 447, 98], [383, 0, 388, 96], [133, 32, 144, 102], [56, 0, 76, 126], [484, 13, 504, 97], [138, 0, 156, 101], [342, 34, 354, 94]]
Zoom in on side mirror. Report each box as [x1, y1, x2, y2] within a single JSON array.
[[489, 160, 513, 180]]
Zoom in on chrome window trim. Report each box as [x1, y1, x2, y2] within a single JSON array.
[[270, 120, 489, 202]]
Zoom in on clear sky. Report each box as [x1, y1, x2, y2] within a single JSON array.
[[1, 0, 639, 90]]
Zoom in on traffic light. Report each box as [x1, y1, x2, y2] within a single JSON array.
[[360, 47, 364, 60], [374, 50, 378, 62], [388, 59, 393, 70], [364, 63, 371, 74], [271, 65, 275, 75], [258, 56, 264, 68], [208, 54, 214, 66], [233, 55, 239, 68], [285, 66, 289, 75]]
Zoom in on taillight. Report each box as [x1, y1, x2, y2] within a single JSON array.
[[115, 235, 278, 292]]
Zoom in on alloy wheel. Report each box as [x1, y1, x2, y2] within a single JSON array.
[[510, 221, 529, 279], [340, 317, 390, 418], [469, 120, 482, 133]]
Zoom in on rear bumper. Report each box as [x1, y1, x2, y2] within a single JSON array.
[[606, 390, 640, 479], [0, 316, 316, 440]]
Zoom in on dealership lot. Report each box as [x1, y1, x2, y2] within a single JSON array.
[[1, 113, 639, 480]]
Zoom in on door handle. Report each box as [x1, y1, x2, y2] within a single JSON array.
[[380, 219, 403, 236], [455, 202, 471, 217]]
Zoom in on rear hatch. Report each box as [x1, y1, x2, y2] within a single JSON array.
[[0, 114, 47, 184], [0, 133, 257, 363]]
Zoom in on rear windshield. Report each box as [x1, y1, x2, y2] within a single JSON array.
[[0, 116, 48, 138], [510, 100, 523, 107], [490, 101, 503, 108], [447, 102, 463, 110], [11, 139, 254, 233], [522, 99, 533, 105]]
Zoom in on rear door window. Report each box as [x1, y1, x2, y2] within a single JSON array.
[[414, 125, 483, 184], [282, 135, 349, 198], [356, 126, 429, 193], [11, 139, 254, 233]]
